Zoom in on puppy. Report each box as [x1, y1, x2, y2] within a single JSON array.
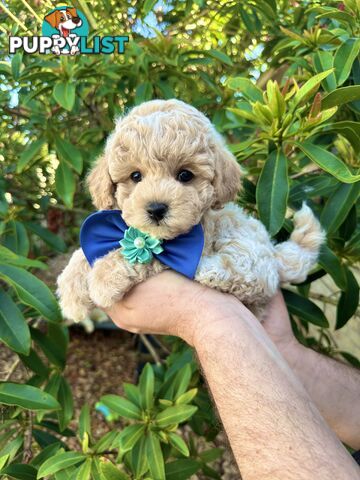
[[44, 7, 82, 55], [57, 99, 324, 322]]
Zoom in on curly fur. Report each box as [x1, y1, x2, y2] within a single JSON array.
[[57, 99, 325, 321]]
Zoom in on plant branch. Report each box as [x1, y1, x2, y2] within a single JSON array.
[[139, 334, 162, 365]]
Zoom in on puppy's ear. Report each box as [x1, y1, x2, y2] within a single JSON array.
[[211, 134, 242, 209], [44, 11, 58, 28], [67, 7, 77, 17], [86, 154, 115, 210]]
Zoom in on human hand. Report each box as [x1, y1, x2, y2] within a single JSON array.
[[105, 270, 242, 346]]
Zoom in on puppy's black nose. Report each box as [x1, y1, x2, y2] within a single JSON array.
[[147, 202, 168, 222], [73, 16, 81, 24]]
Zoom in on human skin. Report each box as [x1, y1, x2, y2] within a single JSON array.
[[261, 291, 360, 450], [106, 271, 360, 479]]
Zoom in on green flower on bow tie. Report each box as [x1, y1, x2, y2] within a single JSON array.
[[119, 226, 163, 264]]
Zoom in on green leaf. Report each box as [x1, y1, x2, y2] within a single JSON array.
[[318, 246, 347, 291], [33, 429, 62, 449], [173, 364, 192, 400], [168, 432, 189, 457], [199, 447, 224, 463], [143, 0, 157, 15], [0, 435, 23, 461], [92, 431, 118, 453], [123, 383, 141, 408], [0, 264, 61, 323], [90, 458, 103, 480], [57, 377, 74, 431], [336, 268, 359, 329], [295, 141, 360, 183], [11, 53, 22, 80], [37, 452, 86, 478], [53, 81, 76, 111], [204, 48, 233, 66], [256, 148, 289, 236], [55, 138, 83, 174], [322, 85, 360, 109], [100, 395, 142, 419], [0, 290, 31, 355], [0, 61, 11, 75], [289, 175, 337, 203], [19, 348, 50, 377], [139, 363, 154, 410], [79, 404, 91, 442], [135, 82, 153, 105], [316, 9, 356, 25], [292, 69, 334, 106], [0, 383, 60, 411], [164, 459, 201, 480], [131, 436, 148, 478], [55, 161, 76, 208], [227, 106, 259, 124], [17, 139, 45, 173], [118, 424, 145, 453], [334, 38, 360, 86], [283, 289, 329, 327], [0, 454, 9, 470], [313, 51, 336, 92], [31, 442, 62, 468], [76, 458, 92, 480], [3, 220, 29, 256], [340, 351, 360, 368], [323, 121, 360, 153], [31, 328, 66, 369], [24, 222, 67, 253], [146, 432, 165, 480], [175, 388, 198, 405], [1, 463, 37, 480], [99, 461, 130, 479], [156, 405, 198, 428], [320, 182, 360, 234], [0, 244, 47, 270]]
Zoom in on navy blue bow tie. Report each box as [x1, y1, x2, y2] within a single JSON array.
[[80, 210, 204, 279]]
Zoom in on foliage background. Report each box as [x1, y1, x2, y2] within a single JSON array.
[[0, 0, 359, 478]]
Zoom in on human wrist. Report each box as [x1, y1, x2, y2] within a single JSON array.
[[189, 294, 253, 349], [278, 337, 307, 371], [174, 283, 242, 347]]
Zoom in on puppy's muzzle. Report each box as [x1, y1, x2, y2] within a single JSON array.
[[72, 16, 81, 24], [147, 202, 168, 223]]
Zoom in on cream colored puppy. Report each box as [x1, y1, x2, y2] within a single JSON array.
[[57, 99, 324, 321]]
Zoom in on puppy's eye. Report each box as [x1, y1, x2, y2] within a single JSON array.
[[130, 171, 142, 183], [177, 170, 194, 183]]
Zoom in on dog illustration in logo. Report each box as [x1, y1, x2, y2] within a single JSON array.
[[44, 7, 82, 55]]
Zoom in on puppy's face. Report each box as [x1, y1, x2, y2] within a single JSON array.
[[45, 8, 82, 35], [87, 100, 241, 240]]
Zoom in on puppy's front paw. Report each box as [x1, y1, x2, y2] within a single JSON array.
[[59, 298, 90, 323], [88, 264, 127, 309], [195, 255, 231, 290], [88, 281, 120, 310], [70, 46, 79, 55]]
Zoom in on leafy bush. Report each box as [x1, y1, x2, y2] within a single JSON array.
[[0, 0, 359, 478]]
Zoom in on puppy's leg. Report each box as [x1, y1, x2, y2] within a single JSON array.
[[88, 250, 165, 309], [57, 249, 93, 322], [196, 205, 279, 305]]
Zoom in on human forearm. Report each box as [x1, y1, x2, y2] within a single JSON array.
[[193, 305, 360, 480], [281, 341, 360, 450]]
